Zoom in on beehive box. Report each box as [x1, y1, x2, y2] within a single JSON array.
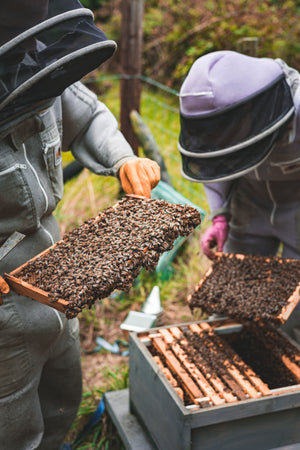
[[129, 318, 300, 450], [188, 253, 300, 325], [4, 195, 201, 318]]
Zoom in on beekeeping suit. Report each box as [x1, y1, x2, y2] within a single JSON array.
[[0, 1, 160, 448], [178, 50, 300, 343]]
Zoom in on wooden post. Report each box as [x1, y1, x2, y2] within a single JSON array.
[[237, 37, 259, 57], [120, 0, 144, 155]]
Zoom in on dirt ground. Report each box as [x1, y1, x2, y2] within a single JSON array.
[[79, 294, 198, 390]]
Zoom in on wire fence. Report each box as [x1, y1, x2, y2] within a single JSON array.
[[84, 73, 209, 213]]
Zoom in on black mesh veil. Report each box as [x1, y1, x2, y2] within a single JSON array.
[[178, 75, 295, 182], [0, 0, 117, 132]]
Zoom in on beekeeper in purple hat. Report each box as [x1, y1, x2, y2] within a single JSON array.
[[178, 50, 300, 343]]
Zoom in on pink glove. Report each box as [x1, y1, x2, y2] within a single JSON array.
[[201, 215, 229, 260]]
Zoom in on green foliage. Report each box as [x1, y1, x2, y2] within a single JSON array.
[[80, 0, 109, 10], [141, 0, 300, 88], [89, 0, 300, 88], [66, 366, 128, 449], [80, 307, 100, 328]]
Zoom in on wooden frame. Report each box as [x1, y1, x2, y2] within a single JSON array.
[[188, 252, 300, 324]]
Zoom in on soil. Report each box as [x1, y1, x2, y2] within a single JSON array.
[[79, 295, 196, 390], [188, 253, 300, 324]]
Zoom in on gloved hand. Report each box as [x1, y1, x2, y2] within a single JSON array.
[[201, 215, 229, 260], [0, 276, 9, 304], [119, 158, 160, 198]]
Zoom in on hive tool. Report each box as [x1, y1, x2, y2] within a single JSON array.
[[0, 231, 25, 303]]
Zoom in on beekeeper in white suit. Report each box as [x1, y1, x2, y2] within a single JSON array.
[[0, 1, 160, 448]]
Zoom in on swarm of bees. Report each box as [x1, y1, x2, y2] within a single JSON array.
[[188, 253, 300, 324], [18, 196, 201, 318]]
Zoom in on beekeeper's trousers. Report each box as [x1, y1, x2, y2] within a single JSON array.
[[0, 291, 82, 450]]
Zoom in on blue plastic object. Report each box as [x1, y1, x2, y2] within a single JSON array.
[[62, 397, 106, 449], [84, 337, 129, 357], [151, 180, 206, 278]]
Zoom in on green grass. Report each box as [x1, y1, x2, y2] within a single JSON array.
[[65, 369, 128, 449], [59, 74, 210, 449]]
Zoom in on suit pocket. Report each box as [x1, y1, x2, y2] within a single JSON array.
[[0, 162, 38, 237], [0, 301, 31, 398]]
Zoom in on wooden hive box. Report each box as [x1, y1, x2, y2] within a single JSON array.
[[129, 318, 300, 450], [125, 253, 300, 449]]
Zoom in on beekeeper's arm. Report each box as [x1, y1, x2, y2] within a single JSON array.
[[61, 82, 160, 198], [201, 181, 233, 259]]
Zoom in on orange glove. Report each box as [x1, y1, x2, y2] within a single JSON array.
[[0, 276, 9, 305], [119, 158, 160, 198]]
